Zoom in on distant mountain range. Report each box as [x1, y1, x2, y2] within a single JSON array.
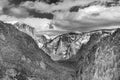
[[4, 20, 117, 61]]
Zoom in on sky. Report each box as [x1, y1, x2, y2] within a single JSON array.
[[0, 0, 120, 32]]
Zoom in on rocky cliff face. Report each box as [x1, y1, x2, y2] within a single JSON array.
[[0, 21, 120, 80], [42, 32, 90, 61], [13, 22, 35, 38], [41, 29, 116, 61]]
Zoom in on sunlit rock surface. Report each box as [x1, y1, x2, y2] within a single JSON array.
[[14, 22, 35, 38], [0, 21, 120, 80], [42, 32, 90, 60], [5, 21, 35, 38]]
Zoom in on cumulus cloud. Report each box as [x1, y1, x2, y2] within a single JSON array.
[[0, 0, 9, 8], [53, 6, 120, 32], [20, 0, 115, 13], [20, 1, 50, 12], [7, 7, 29, 18], [20, 0, 96, 13], [0, 0, 29, 18], [0, 15, 53, 31], [19, 0, 119, 21], [0, 0, 10, 14], [20, 18, 52, 31], [0, 0, 54, 19]]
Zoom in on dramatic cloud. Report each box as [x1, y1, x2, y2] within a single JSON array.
[[21, 1, 49, 11], [0, 0, 9, 8], [53, 6, 120, 32], [20, 18, 52, 31], [0, 0, 120, 32], [9, 0, 62, 5], [20, 0, 96, 13], [0, 0, 54, 19], [0, 0, 28, 17], [0, 0, 10, 14], [0, 15, 53, 31], [28, 9, 53, 19], [7, 7, 29, 18], [8, 0, 37, 5]]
